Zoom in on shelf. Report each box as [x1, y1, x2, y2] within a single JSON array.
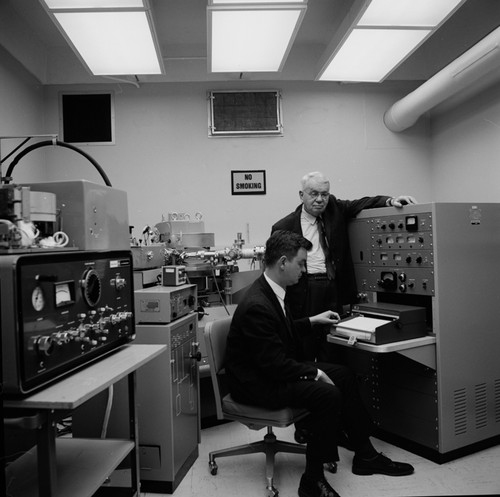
[[5, 438, 134, 497], [328, 334, 437, 369], [2, 344, 167, 497], [328, 334, 436, 353], [4, 344, 167, 410]]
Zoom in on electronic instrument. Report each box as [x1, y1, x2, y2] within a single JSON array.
[[1, 250, 135, 395]]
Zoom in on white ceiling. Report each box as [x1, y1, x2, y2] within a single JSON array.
[[1, 0, 500, 86]]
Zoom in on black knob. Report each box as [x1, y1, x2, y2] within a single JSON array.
[[191, 351, 202, 361], [190, 341, 202, 362]]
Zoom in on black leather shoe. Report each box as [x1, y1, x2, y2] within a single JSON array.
[[352, 452, 414, 476], [298, 474, 341, 497]]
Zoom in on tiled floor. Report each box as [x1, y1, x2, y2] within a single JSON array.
[[144, 422, 500, 497]]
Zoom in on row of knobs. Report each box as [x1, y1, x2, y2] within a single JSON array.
[[377, 273, 428, 293], [32, 310, 133, 357], [376, 236, 425, 245]]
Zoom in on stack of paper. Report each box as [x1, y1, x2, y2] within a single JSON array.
[[333, 316, 392, 341]]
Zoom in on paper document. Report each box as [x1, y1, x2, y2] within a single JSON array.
[[333, 316, 392, 341]]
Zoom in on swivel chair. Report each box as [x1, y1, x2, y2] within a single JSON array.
[[204, 316, 308, 497]]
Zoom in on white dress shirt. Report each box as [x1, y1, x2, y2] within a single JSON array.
[[300, 207, 327, 274], [264, 273, 286, 315]]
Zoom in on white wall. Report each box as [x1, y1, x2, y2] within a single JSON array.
[[0, 47, 47, 183], [431, 84, 500, 202], [42, 81, 432, 249]]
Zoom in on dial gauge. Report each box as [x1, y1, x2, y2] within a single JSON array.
[[32, 286, 45, 312], [55, 282, 73, 307]]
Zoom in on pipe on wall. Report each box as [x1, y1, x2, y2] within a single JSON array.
[[384, 26, 500, 132]]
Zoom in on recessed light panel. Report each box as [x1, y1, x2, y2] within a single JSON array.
[[358, 0, 464, 27], [54, 11, 162, 75], [319, 29, 430, 82], [317, 0, 465, 82], [209, 6, 305, 72], [44, 0, 144, 8], [211, 0, 305, 3]]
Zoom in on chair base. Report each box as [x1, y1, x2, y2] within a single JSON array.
[[208, 426, 306, 496]]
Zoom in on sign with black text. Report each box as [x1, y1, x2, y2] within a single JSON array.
[[231, 170, 266, 195]]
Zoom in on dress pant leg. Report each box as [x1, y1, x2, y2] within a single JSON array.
[[305, 278, 343, 362], [284, 379, 341, 463], [317, 361, 374, 450]]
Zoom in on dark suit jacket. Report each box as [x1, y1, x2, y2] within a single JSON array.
[[271, 194, 389, 318], [225, 274, 318, 408]]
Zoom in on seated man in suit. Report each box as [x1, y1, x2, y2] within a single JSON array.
[[226, 230, 413, 497]]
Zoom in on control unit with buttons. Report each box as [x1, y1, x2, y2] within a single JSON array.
[[350, 208, 434, 296], [0, 250, 135, 395], [345, 202, 500, 460]]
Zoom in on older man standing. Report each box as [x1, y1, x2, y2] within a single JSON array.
[[272, 171, 416, 361]]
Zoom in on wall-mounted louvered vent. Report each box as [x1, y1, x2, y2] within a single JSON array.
[[474, 383, 488, 429], [454, 388, 467, 436], [208, 90, 283, 137]]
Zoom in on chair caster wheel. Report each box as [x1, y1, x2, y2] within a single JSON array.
[[324, 461, 337, 474], [267, 485, 279, 497], [209, 460, 218, 475]]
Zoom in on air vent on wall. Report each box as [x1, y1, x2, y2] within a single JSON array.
[[208, 90, 283, 137]]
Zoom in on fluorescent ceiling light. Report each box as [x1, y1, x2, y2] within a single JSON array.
[[358, 0, 464, 27], [211, 0, 305, 3], [44, 0, 144, 7], [317, 0, 466, 82], [208, 4, 306, 73], [40, 0, 163, 76], [320, 29, 430, 83], [54, 11, 161, 75]]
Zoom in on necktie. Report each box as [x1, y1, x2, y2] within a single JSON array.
[[317, 216, 335, 280], [284, 302, 295, 337]]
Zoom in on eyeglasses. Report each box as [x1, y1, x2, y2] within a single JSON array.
[[304, 190, 329, 200]]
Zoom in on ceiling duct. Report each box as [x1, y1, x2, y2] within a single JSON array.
[[384, 26, 500, 132]]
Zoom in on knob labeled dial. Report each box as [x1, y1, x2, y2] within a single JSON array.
[[81, 269, 102, 307]]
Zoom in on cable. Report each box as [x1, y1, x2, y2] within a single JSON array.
[[0, 137, 31, 164], [101, 385, 114, 439], [38, 230, 70, 248], [3, 140, 112, 187], [210, 264, 230, 315]]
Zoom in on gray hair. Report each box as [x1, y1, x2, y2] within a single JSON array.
[[300, 171, 329, 190]]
